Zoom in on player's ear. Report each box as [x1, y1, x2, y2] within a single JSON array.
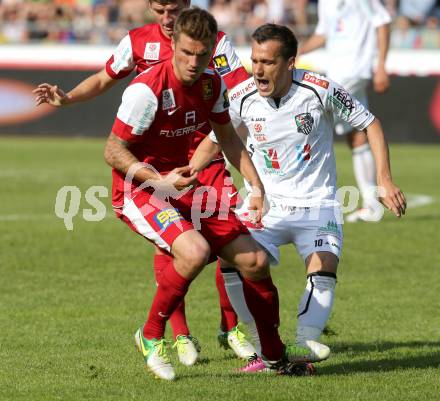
[[287, 57, 295, 71]]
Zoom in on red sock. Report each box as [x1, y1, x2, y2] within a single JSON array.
[[242, 276, 284, 361], [143, 263, 192, 340], [153, 254, 190, 339], [215, 260, 238, 331]]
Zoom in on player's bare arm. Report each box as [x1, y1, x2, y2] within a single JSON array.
[[297, 34, 326, 56], [189, 134, 222, 173], [364, 118, 406, 217], [104, 133, 197, 191], [210, 120, 266, 222], [373, 23, 391, 94], [34, 69, 117, 107]]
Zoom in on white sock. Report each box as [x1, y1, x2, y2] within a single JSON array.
[[222, 268, 261, 355], [352, 143, 377, 209], [296, 272, 336, 346]]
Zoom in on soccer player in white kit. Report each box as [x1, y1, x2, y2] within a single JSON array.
[[204, 23, 406, 372], [298, 0, 392, 222]]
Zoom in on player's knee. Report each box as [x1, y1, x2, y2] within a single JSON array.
[[179, 241, 211, 273], [240, 249, 269, 279], [306, 251, 338, 274]]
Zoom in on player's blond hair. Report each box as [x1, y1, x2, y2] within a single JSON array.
[[174, 7, 217, 45]]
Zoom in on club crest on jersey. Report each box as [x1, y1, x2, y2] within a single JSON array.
[[202, 79, 213, 100], [144, 42, 160, 61], [213, 54, 231, 75], [162, 89, 176, 110], [295, 113, 314, 136]]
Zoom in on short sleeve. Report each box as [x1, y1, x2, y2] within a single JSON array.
[[212, 32, 249, 89], [228, 91, 242, 130], [105, 35, 136, 80], [112, 83, 158, 141], [369, 0, 392, 28], [324, 79, 375, 131]]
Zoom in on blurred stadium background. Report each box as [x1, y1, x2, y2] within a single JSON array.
[[0, 0, 439, 141]]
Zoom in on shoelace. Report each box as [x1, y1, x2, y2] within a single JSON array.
[[246, 353, 262, 366], [154, 339, 171, 362], [173, 336, 194, 355]]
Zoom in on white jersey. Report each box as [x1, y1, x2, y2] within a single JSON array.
[[224, 69, 375, 208], [315, 0, 391, 85]]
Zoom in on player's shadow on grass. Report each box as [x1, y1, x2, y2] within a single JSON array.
[[320, 340, 440, 375], [321, 354, 440, 375], [329, 340, 440, 353]]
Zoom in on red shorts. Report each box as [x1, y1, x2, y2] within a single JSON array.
[[118, 187, 249, 256], [197, 159, 242, 209]]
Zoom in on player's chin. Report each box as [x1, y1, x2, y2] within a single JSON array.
[[183, 71, 200, 84]]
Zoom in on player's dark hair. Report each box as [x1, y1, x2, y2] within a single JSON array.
[[251, 24, 298, 60], [174, 7, 217, 45]]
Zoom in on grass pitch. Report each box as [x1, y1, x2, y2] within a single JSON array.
[[1, 137, 439, 401]]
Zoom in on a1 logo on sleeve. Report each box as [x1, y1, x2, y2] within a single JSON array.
[[162, 88, 176, 110], [144, 42, 161, 61]]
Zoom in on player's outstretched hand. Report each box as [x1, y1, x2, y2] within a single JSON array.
[[378, 179, 406, 218], [33, 83, 68, 107], [164, 166, 198, 192]]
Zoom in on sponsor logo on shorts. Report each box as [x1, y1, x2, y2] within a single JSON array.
[[230, 81, 256, 101], [328, 88, 355, 117], [144, 42, 160, 61], [154, 208, 184, 230], [295, 113, 314, 136], [213, 54, 231, 75], [302, 72, 329, 89], [202, 79, 213, 100], [317, 220, 341, 240], [162, 88, 176, 110]]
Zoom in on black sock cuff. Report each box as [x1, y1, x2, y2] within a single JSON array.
[[307, 271, 337, 280]]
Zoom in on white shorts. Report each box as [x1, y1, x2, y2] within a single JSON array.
[[335, 79, 369, 136], [236, 201, 343, 265]]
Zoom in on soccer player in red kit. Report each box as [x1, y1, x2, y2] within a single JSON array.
[[34, 0, 254, 364], [103, 8, 294, 381]]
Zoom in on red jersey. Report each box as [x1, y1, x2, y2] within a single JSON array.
[[106, 24, 248, 89], [111, 59, 230, 208]]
